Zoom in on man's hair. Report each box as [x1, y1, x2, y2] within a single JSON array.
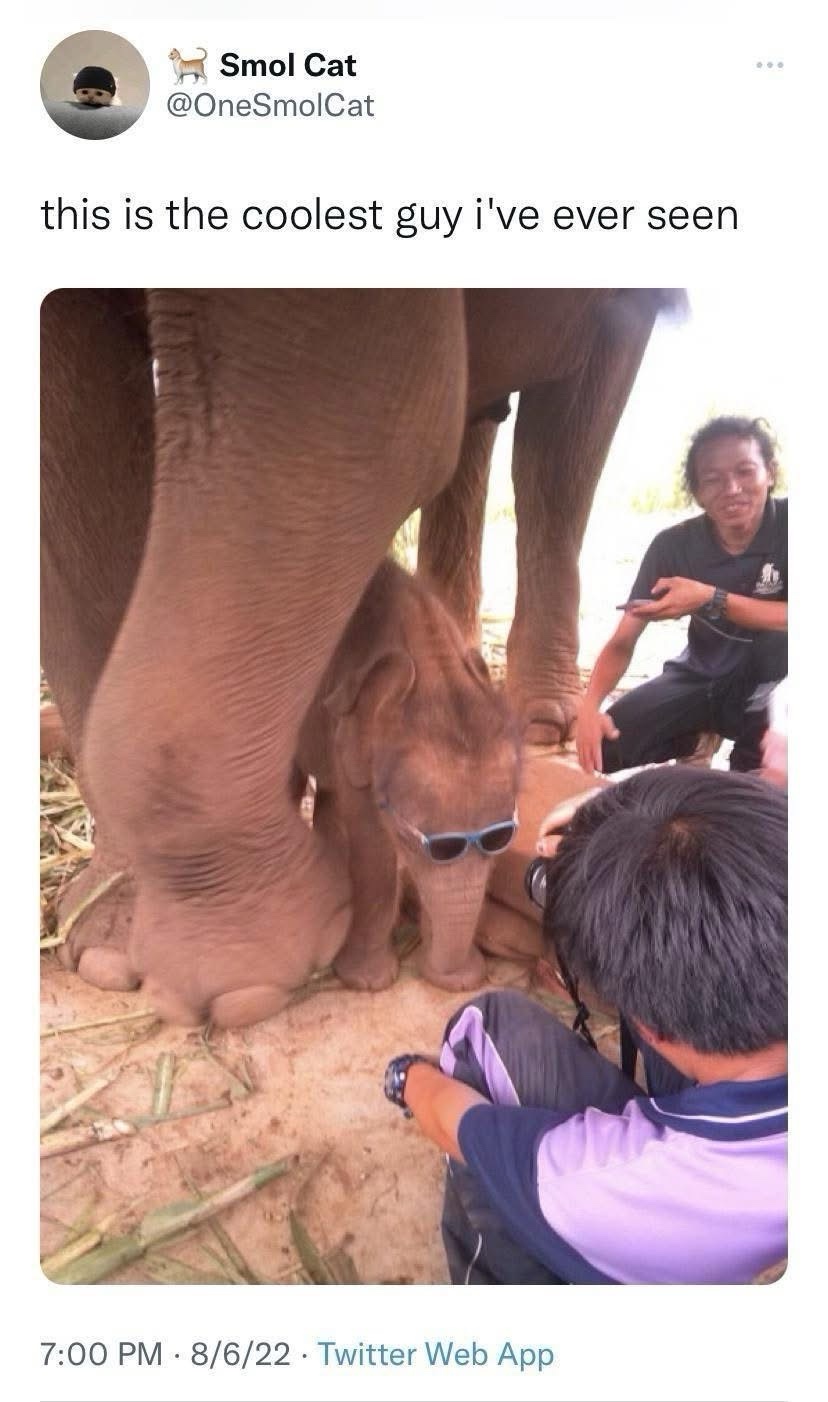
[[544, 768, 787, 1054], [683, 415, 778, 496]]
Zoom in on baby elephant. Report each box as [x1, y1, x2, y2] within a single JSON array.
[[296, 559, 521, 992]]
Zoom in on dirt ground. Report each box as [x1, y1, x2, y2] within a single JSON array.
[[40, 740, 627, 1285], [41, 937, 621, 1286]]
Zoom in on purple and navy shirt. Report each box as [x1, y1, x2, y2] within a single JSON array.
[[455, 1076, 787, 1284]]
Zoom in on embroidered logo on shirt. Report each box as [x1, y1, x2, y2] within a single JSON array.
[[754, 562, 782, 596]]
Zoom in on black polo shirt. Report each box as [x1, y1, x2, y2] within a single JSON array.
[[627, 497, 787, 682]]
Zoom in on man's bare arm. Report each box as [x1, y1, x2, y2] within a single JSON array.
[[576, 613, 647, 773], [630, 577, 787, 629], [402, 1063, 489, 1161]]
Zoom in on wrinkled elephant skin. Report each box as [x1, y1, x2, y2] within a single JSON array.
[[420, 288, 684, 743], [41, 289, 676, 1026], [42, 290, 467, 1025], [297, 561, 520, 992]]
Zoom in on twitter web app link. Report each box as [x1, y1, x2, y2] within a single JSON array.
[[165, 47, 375, 119]]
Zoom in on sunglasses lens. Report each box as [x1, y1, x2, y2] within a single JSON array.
[[478, 823, 517, 854], [428, 836, 468, 863]]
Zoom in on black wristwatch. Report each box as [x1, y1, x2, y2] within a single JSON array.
[[697, 586, 728, 622], [384, 1054, 436, 1117]]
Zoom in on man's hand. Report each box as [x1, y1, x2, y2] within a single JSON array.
[[402, 1061, 488, 1160], [628, 577, 713, 620], [575, 702, 619, 775], [536, 786, 604, 856]]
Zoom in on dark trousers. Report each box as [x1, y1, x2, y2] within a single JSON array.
[[440, 990, 690, 1285], [601, 666, 780, 773]]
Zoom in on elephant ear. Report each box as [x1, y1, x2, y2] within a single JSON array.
[[324, 650, 416, 789], [463, 647, 492, 689]]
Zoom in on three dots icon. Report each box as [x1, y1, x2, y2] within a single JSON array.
[[756, 61, 784, 68]]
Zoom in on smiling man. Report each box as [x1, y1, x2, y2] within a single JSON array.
[[575, 415, 788, 774]]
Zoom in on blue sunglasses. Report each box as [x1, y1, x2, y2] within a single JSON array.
[[378, 799, 519, 864]]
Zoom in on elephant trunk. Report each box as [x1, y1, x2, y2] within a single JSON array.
[[414, 858, 490, 992]]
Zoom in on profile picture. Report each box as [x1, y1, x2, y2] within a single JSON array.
[[40, 30, 149, 140]]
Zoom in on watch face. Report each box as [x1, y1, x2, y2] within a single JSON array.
[[385, 1055, 422, 1114], [385, 1054, 433, 1114], [384, 1056, 408, 1106], [707, 588, 726, 620]]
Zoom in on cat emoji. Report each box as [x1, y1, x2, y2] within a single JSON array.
[[169, 47, 208, 84]]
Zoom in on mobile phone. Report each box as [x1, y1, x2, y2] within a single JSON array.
[[616, 587, 667, 610]]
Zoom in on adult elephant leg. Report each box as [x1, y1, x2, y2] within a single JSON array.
[[81, 290, 467, 1027], [41, 290, 155, 988], [507, 294, 659, 744], [417, 416, 499, 644]]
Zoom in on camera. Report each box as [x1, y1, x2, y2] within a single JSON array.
[[524, 855, 550, 910], [524, 844, 600, 1056], [525, 817, 576, 910]]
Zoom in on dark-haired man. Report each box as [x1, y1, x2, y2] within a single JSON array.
[[575, 416, 787, 774], [384, 768, 787, 1284]]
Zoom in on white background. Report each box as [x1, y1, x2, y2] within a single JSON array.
[[6, 3, 824, 1401]]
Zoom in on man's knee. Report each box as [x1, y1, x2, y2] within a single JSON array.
[[728, 704, 769, 772], [440, 990, 542, 1102], [442, 989, 543, 1055], [601, 674, 711, 773], [602, 711, 703, 773], [440, 989, 574, 1105], [601, 689, 650, 771]]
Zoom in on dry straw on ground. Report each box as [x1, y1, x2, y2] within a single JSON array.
[[39, 690, 366, 1284], [39, 751, 94, 946]]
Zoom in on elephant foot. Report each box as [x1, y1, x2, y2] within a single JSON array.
[[209, 984, 293, 1028], [476, 896, 543, 963], [512, 692, 581, 748], [54, 825, 353, 1028], [123, 834, 353, 1028], [55, 851, 139, 990], [77, 946, 140, 992], [418, 944, 487, 992], [141, 979, 293, 1030], [334, 945, 400, 992]]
